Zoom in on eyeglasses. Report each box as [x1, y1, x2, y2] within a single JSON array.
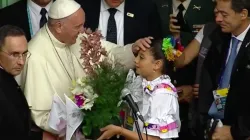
[[0, 50, 31, 60]]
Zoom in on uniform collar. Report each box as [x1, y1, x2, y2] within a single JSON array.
[[172, 0, 191, 12]]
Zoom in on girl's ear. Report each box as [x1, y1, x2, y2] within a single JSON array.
[[153, 59, 163, 71]]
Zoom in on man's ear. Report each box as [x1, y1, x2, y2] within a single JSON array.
[[55, 20, 64, 33], [240, 9, 248, 20]]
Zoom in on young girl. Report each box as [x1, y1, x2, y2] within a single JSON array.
[[97, 39, 181, 140]]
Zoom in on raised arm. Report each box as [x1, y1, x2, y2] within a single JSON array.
[[174, 27, 204, 68], [174, 39, 201, 68]]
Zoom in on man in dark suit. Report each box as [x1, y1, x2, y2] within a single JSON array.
[[199, 0, 250, 139], [154, 0, 215, 139], [75, 0, 161, 46], [0, 25, 31, 139], [0, 0, 52, 41], [156, 0, 214, 45], [155, 0, 214, 87]]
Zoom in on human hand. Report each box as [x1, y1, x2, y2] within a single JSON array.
[[132, 37, 153, 55], [192, 84, 199, 98], [169, 14, 181, 39], [212, 125, 233, 140], [177, 85, 193, 103], [97, 125, 123, 140]]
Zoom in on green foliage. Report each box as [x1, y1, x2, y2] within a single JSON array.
[[82, 60, 127, 136]]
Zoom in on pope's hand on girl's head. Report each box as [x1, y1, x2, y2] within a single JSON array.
[[132, 37, 153, 54], [97, 125, 122, 140]]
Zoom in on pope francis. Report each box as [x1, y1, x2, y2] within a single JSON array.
[[20, 0, 140, 137]]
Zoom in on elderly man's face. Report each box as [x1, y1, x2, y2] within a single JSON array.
[[61, 8, 85, 46], [0, 36, 28, 76], [105, 0, 124, 8]]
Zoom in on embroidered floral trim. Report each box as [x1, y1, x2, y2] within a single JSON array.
[[144, 122, 178, 133], [144, 83, 177, 94]]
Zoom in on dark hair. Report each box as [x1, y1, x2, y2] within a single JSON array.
[[149, 39, 170, 74], [219, 0, 250, 16], [0, 25, 25, 48]]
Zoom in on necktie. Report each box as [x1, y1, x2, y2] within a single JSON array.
[[208, 37, 240, 119], [106, 8, 117, 44], [176, 4, 185, 25], [40, 8, 47, 28], [220, 37, 240, 88]]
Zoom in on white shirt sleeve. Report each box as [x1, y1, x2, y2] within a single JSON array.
[[194, 27, 204, 44], [143, 88, 180, 139]]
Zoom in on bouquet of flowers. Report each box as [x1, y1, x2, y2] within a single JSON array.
[[70, 29, 128, 139]]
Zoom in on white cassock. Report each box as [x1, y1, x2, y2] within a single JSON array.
[[20, 24, 135, 134]]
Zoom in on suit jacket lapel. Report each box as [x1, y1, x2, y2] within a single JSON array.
[[184, 0, 201, 26], [93, 0, 101, 30], [155, 0, 172, 36], [210, 28, 230, 55], [85, 0, 101, 31], [21, 0, 31, 40], [184, 0, 194, 19], [206, 29, 231, 84], [160, 0, 172, 15], [124, 0, 137, 44], [232, 28, 250, 74]]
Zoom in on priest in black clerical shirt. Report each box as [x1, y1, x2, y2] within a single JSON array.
[[0, 25, 31, 139]]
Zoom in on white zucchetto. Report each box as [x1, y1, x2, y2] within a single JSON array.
[[48, 0, 81, 19]]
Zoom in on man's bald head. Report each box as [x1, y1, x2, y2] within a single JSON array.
[[48, 8, 85, 46], [47, 0, 85, 45]]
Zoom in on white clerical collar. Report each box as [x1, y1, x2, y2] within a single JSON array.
[[232, 23, 250, 42], [28, 0, 53, 17], [45, 24, 67, 48], [172, 0, 191, 12], [101, 0, 125, 13]]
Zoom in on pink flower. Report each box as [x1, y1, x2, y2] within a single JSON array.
[[75, 94, 85, 108], [80, 28, 107, 75]]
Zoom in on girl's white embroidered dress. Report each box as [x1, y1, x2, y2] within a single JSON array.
[[133, 75, 181, 140]]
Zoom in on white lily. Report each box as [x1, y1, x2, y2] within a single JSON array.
[[81, 94, 98, 110], [76, 78, 86, 87], [71, 85, 84, 95], [82, 85, 95, 98]]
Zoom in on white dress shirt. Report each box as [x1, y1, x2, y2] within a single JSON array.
[[98, 0, 125, 46], [226, 23, 250, 63], [27, 0, 52, 37], [172, 0, 191, 16]]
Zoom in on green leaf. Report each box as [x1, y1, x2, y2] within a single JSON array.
[[79, 59, 128, 136], [82, 125, 92, 136]]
